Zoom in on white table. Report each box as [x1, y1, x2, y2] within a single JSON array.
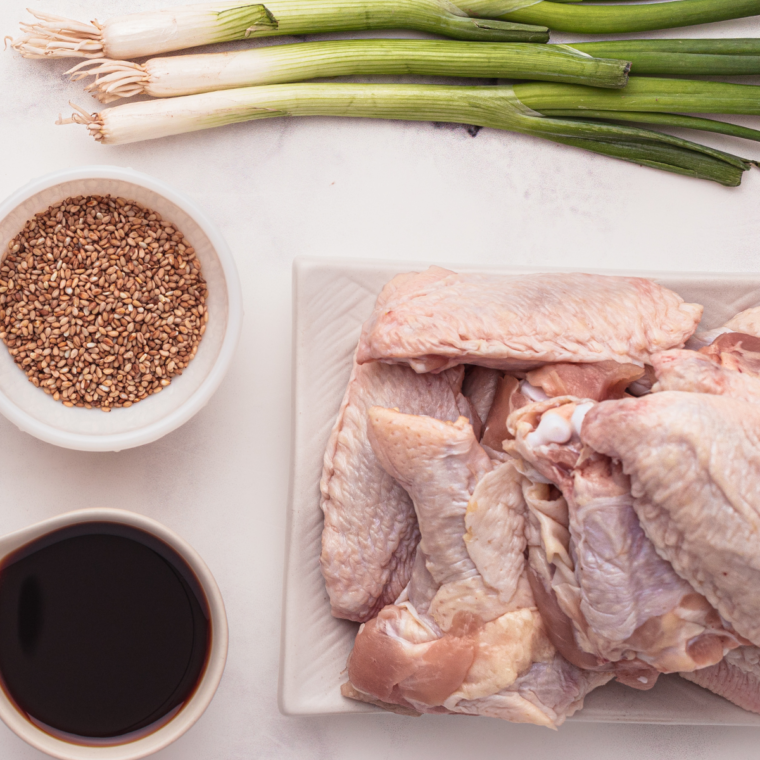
[[1, 1, 760, 757]]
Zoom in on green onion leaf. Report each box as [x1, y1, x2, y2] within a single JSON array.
[[461, 0, 760, 35]]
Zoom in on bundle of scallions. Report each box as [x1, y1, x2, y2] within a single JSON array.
[[10, 0, 760, 186]]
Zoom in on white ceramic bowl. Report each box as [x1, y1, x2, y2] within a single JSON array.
[[0, 166, 243, 451], [0, 508, 228, 760]]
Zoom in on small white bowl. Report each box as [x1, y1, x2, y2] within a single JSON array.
[[0, 508, 228, 760], [0, 166, 243, 451]]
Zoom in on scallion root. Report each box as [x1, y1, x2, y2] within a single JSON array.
[[10, 10, 104, 59], [66, 60, 150, 104], [56, 103, 105, 142]]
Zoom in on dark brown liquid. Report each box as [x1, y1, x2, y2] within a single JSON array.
[[0, 522, 209, 739]]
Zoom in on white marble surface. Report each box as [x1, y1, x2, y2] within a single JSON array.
[[2, 1, 760, 757]]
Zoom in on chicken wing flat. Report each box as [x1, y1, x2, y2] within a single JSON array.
[[357, 267, 702, 373], [367, 408, 522, 629], [583, 392, 760, 647], [320, 359, 462, 622]]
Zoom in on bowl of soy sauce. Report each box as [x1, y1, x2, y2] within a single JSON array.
[[0, 508, 227, 760]]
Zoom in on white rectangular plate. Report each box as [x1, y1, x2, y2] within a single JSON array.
[[280, 257, 760, 725]]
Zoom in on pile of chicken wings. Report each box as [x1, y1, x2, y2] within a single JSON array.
[[319, 267, 760, 726]]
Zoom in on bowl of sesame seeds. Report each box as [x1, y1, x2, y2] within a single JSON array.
[[0, 166, 242, 451]]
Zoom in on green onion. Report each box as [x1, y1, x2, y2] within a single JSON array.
[[68, 40, 630, 104], [10, 1, 548, 60], [58, 83, 754, 186], [538, 110, 760, 144], [566, 39, 760, 77], [512, 77, 760, 144], [512, 77, 760, 116], [459, 0, 760, 34], [569, 39, 760, 56], [10, 4, 277, 59]]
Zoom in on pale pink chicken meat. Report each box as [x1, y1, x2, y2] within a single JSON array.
[[724, 307, 760, 335], [321, 268, 760, 722], [526, 361, 645, 402], [344, 408, 611, 726], [596, 335, 760, 714], [320, 358, 462, 622], [481, 374, 522, 453], [509, 397, 738, 677], [462, 367, 502, 434], [366, 408, 522, 629], [700, 331, 760, 367], [345, 601, 613, 726], [688, 305, 760, 349], [366, 410, 491, 592], [477, 361, 642, 459], [653, 332, 760, 401], [681, 646, 760, 714], [357, 267, 702, 373], [452, 654, 612, 726], [582, 392, 760, 648]]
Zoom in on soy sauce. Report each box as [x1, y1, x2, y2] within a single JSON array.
[[0, 522, 209, 739]]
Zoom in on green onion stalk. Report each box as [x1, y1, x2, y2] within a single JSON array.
[[513, 76, 760, 143], [9, 0, 547, 60], [59, 83, 755, 186], [566, 39, 760, 77], [458, 0, 760, 34], [68, 40, 630, 104]]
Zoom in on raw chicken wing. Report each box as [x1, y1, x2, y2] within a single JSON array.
[[510, 398, 738, 676], [367, 408, 517, 628], [344, 408, 611, 726], [357, 267, 702, 372], [320, 358, 462, 622], [583, 392, 760, 647], [653, 333, 760, 401]]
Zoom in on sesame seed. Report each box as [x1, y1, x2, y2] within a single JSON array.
[[0, 194, 207, 410]]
